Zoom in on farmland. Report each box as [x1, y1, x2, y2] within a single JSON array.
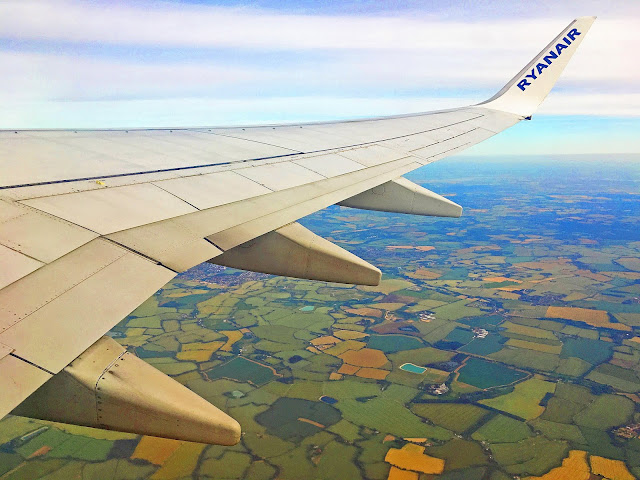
[[2, 156, 640, 479]]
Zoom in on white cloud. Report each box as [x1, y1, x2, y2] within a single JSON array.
[[0, 0, 637, 129]]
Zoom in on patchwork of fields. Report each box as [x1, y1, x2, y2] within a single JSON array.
[[1, 156, 640, 479]]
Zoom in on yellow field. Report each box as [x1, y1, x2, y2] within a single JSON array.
[[324, 340, 366, 357], [333, 330, 368, 340], [219, 330, 244, 351], [483, 276, 522, 283], [497, 291, 521, 300], [546, 306, 631, 331], [310, 336, 341, 346], [502, 321, 558, 340], [176, 350, 213, 362], [338, 364, 360, 375], [406, 268, 442, 280], [387, 466, 419, 480], [344, 307, 383, 317], [339, 348, 388, 368], [151, 442, 206, 480], [590, 456, 635, 480], [385, 443, 444, 474], [177, 340, 225, 362], [506, 339, 562, 354], [360, 278, 415, 295], [131, 436, 182, 465], [526, 450, 589, 480]]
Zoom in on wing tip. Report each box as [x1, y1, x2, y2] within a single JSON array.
[[479, 16, 596, 117]]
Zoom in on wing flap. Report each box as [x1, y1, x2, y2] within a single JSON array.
[[0, 354, 52, 419], [21, 183, 198, 235], [0, 238, 175, 373]]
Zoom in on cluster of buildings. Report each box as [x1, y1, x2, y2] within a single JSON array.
[[426, 383, 449, 395], [472, 327, 489, 338], [419, 312, 435, 322], [614, 424, 640, 439]]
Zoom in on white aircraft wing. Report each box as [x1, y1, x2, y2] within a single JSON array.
[[0, 17, 595, 445]]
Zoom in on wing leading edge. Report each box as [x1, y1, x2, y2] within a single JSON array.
[[0, 17, 595, 444]]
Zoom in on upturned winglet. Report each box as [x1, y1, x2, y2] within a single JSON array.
[[479, 16, 596, 118]]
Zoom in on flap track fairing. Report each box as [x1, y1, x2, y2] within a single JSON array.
[[338, 177, 462, 218], [209, 222, 381, 286]]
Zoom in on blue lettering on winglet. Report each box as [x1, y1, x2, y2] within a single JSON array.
[[517, 28, 581, 91]]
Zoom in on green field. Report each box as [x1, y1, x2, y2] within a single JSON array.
[[254, 398, 341, 442], [573, 394, 635, 430], [471, 414, 532, 443], [457, 357, 528, 389], [206, 357, 276, 386], [490, 436, 569, 476], [479, 378, 555, 420], [410, 403, 489, 433], [560, 337, 612, 365], [366, 334, 424, 353], [458, 335, 506, 356]]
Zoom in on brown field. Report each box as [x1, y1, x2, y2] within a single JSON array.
[[483, 276, 522, 283], [386, 245, 435, 252], [329, 372, 343, 380], [546, 306, 631, 331], [338, 364, 360, 375], [28, 446, 51, 458], [385, 443, 444, 474], [344, 307, 383, 317], [372, 322, 421, 336], [311, 336, 341, 346], [298, 418, 325, 428], [456, 245, 501, 254], [356, 368, 389, 380], [497, 291, 521, 300], [132, 436, 182, 465], [617, 257, 640, 272], [339, 348, 388, 368], [517, 258, 571, 270], [370, 303, 405, 311], [604, 271, 640, 280], [406, 268, 442, 280], [575, 270, 611, 282], [324, 340, 366, 357]]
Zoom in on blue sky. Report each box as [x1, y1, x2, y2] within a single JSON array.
[[0, 0, 638, 154]]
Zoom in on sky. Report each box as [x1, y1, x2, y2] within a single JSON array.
[[0, 0, 638, 155]]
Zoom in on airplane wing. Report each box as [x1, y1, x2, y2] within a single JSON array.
[[0, 17, 595, 445]]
